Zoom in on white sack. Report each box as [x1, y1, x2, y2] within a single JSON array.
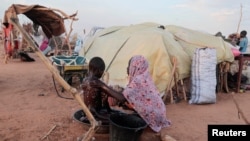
[[189, 48, 217, 104]]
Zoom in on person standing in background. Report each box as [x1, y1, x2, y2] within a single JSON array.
[[3, 23, 13, 63], [239, 30, 248, 53], [42, 36, 62, 56], [73, 35, 83, 55]]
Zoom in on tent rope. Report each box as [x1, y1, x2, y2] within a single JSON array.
[[105, 38, 130, 72]]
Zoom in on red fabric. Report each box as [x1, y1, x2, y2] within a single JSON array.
[[3, 24, 13, 55]]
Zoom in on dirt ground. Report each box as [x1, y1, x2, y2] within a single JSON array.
[[1, 43, 250, 141]]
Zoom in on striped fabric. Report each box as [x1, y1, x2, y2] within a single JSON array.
[[189, 48, 217, 104]]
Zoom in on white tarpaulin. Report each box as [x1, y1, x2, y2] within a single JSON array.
[[79, 23, 234, 94]]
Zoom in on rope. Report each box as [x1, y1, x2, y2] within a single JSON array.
[[105, 38, 129, 72], [51, 61, 74, 100]]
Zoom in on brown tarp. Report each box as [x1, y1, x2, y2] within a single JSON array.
[[3, 4, 65, 38]]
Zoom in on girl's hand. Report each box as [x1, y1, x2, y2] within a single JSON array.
[[108, 97, 118, 106], [124, 102, 134, 110]]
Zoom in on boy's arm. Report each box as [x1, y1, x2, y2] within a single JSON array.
[[90, 79, 126, 103]]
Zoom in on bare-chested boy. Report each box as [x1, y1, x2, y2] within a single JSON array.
[[82, 56, 126, 121]]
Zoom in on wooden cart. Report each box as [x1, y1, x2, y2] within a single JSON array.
[[50, 55, 88, 92]]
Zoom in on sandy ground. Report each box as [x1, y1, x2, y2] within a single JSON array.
[[1, 43, 250, 141]]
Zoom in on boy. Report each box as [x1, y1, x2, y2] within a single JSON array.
[[82, 56, 112, 120], [238, 30, 248, 53]]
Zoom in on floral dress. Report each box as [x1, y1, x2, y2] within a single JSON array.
[[123, 55, 171, 132]]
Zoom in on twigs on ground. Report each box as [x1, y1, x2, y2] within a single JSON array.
[[230, 93, 250, 124], [40, 125, 57, 141]]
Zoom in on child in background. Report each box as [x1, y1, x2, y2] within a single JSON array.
[[3, 23, 13, 63], [238, 30, 248, 53]]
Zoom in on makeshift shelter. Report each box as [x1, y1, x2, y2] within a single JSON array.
[[79, 22, 235, 94], [3, 4, 97, 141], [3, 4, 65, 38]]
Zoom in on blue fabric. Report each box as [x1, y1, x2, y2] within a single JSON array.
[[51, 56, 86, 66], [74, 36, 83, 53], [42, 45, 52, 55], [239, 37, 248, 52]]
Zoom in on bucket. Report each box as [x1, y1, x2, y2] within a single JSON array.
[[73, 109, 110, 134], [73, 109, 123, 134], [109, 113, 147, 141]]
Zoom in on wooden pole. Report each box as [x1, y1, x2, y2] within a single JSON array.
[[10, 17, 98, 141], [230, 93, 250, 124], [52, 36, 58, 56], [63, 19, 74, 55], [35, 7, 78, 21], [163, 57, 177, 104], [236, 4, 243, 33]]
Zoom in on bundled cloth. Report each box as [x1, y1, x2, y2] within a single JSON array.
[[189, 47, 217, 104], [19, 52, 35, 62]]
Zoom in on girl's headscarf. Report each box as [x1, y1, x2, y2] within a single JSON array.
[[123, 55, 171, 132]]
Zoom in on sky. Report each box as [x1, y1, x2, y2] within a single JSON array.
[[0, 0, 250, 38]]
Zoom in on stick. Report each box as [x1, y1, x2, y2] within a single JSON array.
[[230, 93, 250, 124], [40, 125, 57, 141], [174, 71, 179, 98], [35, 7, 78, 21], [236, 4, 243, 33], [162, 57, 177, 103], [180, 79, 187, 101], [11, 18, 98, 141], [52, 36, 58, 56], [63, 19, 74, 55]]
